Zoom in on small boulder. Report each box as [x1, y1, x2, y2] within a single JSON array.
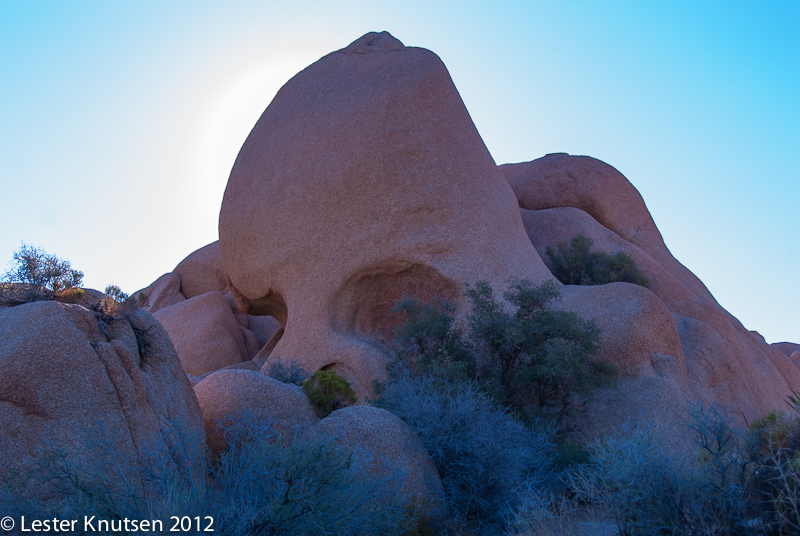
[[772, 342, 800, 357], [194, 369, 318, 456], [154, 291, 251, 376], [138, 272, 185, 313], [313, 405, 443, 515]]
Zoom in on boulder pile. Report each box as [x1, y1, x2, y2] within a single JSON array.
[[139, 32, 798, 449]]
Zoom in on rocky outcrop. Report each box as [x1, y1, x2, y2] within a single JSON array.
[[138, 243, 282, 379], [314, 405, 444, 514], [218, 31, 553, 398], [193, 369, 318, 456], [0, 300, 204, 499], [153, 291, 253, 376], [772, 342, 800, 357], [507, 153, 800, 424]]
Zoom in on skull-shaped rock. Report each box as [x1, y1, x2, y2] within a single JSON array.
[[218, 32, 553, 396]]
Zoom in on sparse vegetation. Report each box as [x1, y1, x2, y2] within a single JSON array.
[[303, 369, 358, 417], [264, 358, 310, 386], [375, 373, 555, 535], [0, 243, 84, 304], [3, 411, 417, 536], [546, 234, 650, 288], [389, 279, 616, 426]]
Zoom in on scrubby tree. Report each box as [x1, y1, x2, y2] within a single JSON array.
[[1, 243, 84, 304], [389, 279, 617, 426], [546, 234, 650, 288], [465, 279, 616, 424]]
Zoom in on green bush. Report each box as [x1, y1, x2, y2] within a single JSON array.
[[303, 370, 357, 418], [1, 243, 84, 304], [391, 296, 474, 384], [545, 234, 650, 288], [390, 279, 615, 426], [465, 279, 615, 425]]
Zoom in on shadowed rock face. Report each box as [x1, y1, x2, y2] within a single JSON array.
[[506, 153, 800, 425], [219, 31, 552, 395], [0, 301, 204, 499]]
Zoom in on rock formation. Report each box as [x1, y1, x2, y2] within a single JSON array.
[[0, 300, 204, 499], [137, 241, 282, 379], [194, 369, 318, 456], [504, 153, 800, 426], [218, 31, 553, 396], [133, 32, 797, 451], [313, 405, 444, 514]]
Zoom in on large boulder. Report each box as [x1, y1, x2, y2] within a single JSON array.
[[153, 291, 252, 376], [509, 154, 800, 423], [193, 369, 318, 456], [218, 31, 553, 397], [174, 241, 228, 299], [0, 300, 204, 500], [313, 405, 443, 514]]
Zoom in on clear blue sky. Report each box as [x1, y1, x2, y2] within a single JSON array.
[[1, 1, 797, 343]]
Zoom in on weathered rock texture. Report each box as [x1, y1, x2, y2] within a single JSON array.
[[314, 405, 443, 514], [0, 301, 204, 499], [504, 153, 800, 424], [138, 243, 281, 378], [194, 369, 318, 456], [153, 291, 253, 376], [174, 241, 228, 299], [218, 31, 553, 397]]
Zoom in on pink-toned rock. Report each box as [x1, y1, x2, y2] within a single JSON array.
[[218, 31, 553, 397], [511, 155, 800, 424], [247, 314, 282, 349], [174, 241, 228, 299], [559, 283, 687, 382], [792, 352, 800, 372], [154, 291, 251, 376], [502, 154, 721, 307], [0, 301, 204, 499], [138, 272, 185, 313], [555, 283, 692, 451], [194, 369, 318, 456], [314, 405, 443, 514], [240, 325, 261, 358], [772, 342, 800, 357]]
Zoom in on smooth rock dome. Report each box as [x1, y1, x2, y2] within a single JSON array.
[[219, 31, 552, 395]]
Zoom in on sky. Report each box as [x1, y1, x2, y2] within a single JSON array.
[[1, 1, 797, 343]]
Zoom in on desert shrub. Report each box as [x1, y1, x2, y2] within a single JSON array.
[[746, 398, 800, 534], [0, 243, 84, 304], [568, 404, 800, 536], [211, 411, 414, 535], [264, 357, 310, 386], [465, 279, 615, 425], [303, 370, 357, 417], [391, 296, 475, 384], [389, 280, 615, 427], [545, 234, 650, 288], [503, 482, 579, 536], [375, 372, 555, 536], [3, 411, 414, 536]]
